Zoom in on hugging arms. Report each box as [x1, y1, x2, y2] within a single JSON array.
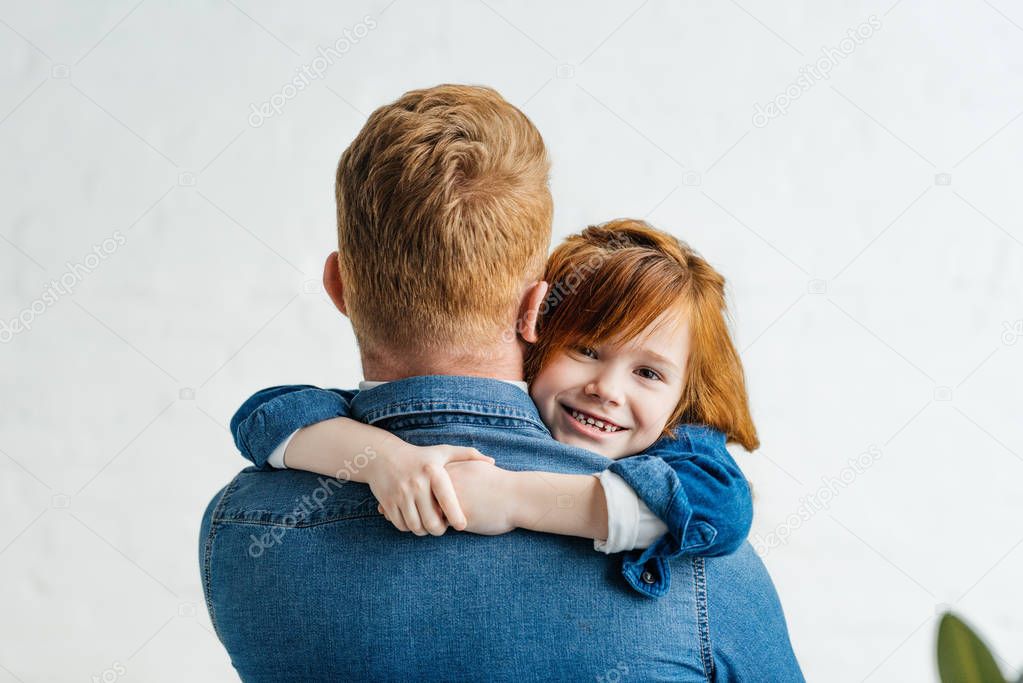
[[230, 383, 753, 596]]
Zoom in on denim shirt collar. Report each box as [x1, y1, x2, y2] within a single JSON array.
[[348, 374, 551, 435], [359, 378, 529, 392]]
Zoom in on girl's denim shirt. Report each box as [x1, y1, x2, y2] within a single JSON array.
[[229, 384, 753, 599]]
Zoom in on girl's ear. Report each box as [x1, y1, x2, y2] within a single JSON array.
[[516, 280, 549, 344]]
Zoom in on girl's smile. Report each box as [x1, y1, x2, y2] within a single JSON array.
[[559, 402, 630, 438]]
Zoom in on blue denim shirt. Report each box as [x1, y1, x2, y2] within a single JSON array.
[[202, 375, 803, 681], [230, 382, 753, 599]]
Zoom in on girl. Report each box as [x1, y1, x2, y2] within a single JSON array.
[[230, 219, 759, 598]]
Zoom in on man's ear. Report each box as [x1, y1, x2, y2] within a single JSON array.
[[322, 251, 348, 317], [516, 280, 549, 344]]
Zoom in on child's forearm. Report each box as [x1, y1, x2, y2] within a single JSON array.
[[506, 471, 609, 542], [283, 416, 405, 482]]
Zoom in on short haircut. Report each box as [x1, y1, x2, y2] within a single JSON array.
[[523, 219, 759, 450], [334, 84, 552, 358]]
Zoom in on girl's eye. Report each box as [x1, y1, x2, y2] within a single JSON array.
[[576, 346, 597, 359], [637, 368, 662, 381]]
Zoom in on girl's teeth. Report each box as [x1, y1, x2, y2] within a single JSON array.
[[570, 409, 620, 432]]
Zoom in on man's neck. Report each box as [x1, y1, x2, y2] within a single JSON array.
[[360, 341, 528, 384]]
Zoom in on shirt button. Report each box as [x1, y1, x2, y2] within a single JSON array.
[[640, 570, 656, 585]]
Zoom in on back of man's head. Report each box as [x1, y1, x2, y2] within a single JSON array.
[[334, 84, 552, 360]]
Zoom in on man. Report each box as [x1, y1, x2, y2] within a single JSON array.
[[200, 84, 803, 681]]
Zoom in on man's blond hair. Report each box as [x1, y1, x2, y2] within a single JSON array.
[[334, 84, 552, 359]]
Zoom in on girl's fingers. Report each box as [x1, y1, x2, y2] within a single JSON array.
[[429, 467, 467, 531], [385, 503, 409, 532], [415, 487, 447, 537], [401, 497, 427, 536], [431, 498, 447, 529]]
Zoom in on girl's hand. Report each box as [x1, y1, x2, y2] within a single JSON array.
[[368, 443, 495, 537]]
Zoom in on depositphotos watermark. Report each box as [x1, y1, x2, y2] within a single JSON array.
[[751, 444, 882, 556], [0, 231, 127, 344], [1002, 319, 1022, 345], [595, 661, 629, 683], [752, 15, 882, 128], [90, 661, 126, 683], [248, 15, 377, 128], [247, 446, 377, 557]]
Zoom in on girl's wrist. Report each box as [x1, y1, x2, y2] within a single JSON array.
[[503, 471, 546, 532], [357, 432, 412, 479]]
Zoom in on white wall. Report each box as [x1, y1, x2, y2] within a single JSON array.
[[2, 1, 1021, 680]]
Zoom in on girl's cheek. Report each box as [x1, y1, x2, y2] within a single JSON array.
[[530, 369, 563, 408], [536, 359, 575, 392]]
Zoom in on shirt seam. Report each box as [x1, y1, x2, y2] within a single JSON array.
[[202, 475, 239, 643], [360, 400, 545, 431], [694, 556, 714, 680], [211, 512, 383, 528]]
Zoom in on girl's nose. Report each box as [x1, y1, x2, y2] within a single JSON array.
[[585, 373, 624, 406]]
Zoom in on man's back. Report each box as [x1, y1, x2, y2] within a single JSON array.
[[200, 376, 801, 681]]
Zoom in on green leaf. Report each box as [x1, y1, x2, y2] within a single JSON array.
[[937, 612, 1006, 683]]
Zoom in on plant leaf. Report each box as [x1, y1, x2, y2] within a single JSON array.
[[937, 612, 1006, 683]]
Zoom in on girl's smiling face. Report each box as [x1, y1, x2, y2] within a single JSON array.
[[529, 308, 690, 459]]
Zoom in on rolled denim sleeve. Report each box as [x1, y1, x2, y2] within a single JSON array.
[[229, 385, 357, 468], [606, 425, 753, 598]]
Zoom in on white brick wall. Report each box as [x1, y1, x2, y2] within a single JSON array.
[[1, 1, 1021, 680]]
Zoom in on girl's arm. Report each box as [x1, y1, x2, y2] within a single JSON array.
[[446, 424, 751, 556], [510, 471, 611, 540], [230, 386, 494, 535], [429, 463, 611, 539]]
